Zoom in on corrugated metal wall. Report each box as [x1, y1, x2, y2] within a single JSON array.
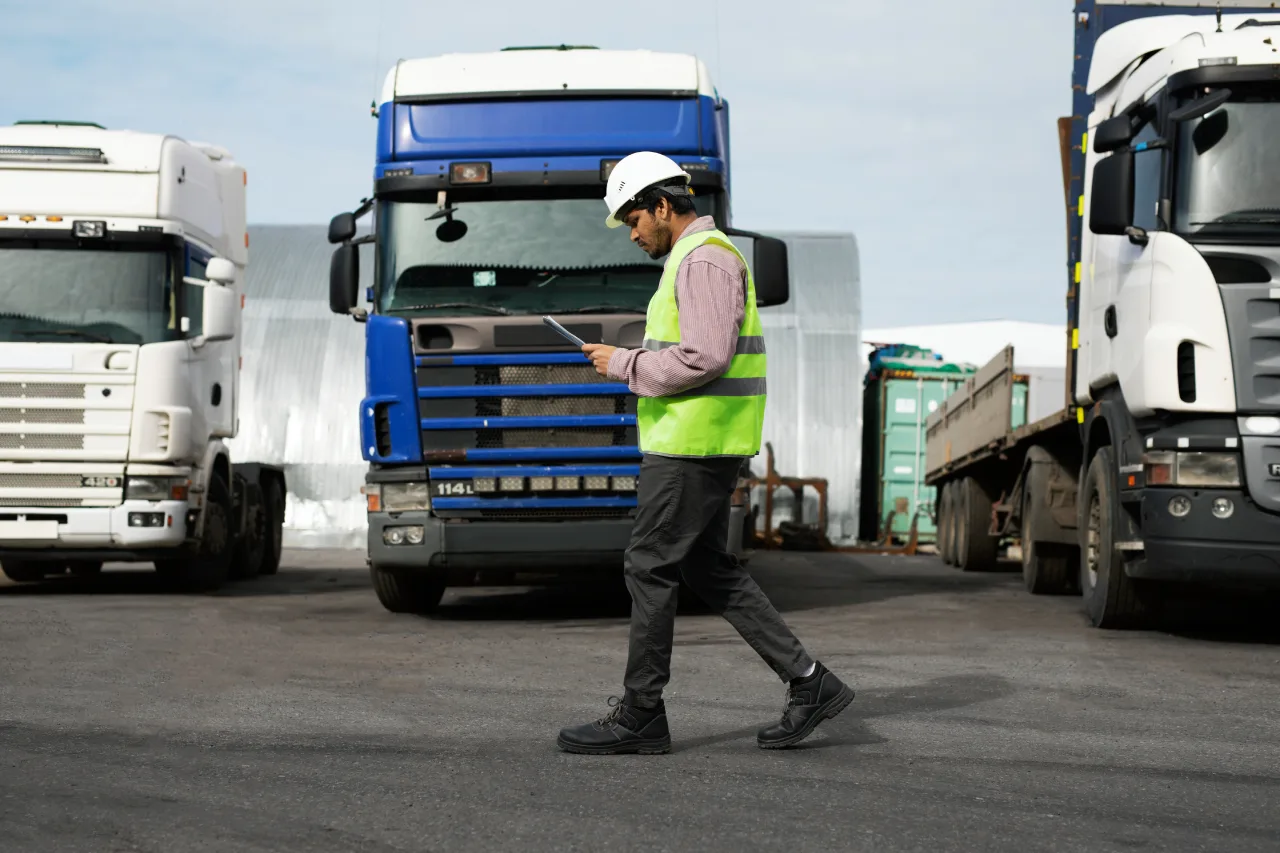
[[232, 225, 862, 548], [757, 232, 862, 543]]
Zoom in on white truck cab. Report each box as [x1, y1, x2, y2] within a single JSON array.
[[0, 121, 284, 588]]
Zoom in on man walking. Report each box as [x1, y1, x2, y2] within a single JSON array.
[[556, 152, 854, 755]]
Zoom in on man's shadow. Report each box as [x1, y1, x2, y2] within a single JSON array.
[[672, 673, 1013, 753]]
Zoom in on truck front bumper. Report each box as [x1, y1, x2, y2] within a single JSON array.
[[368, 511, 636, 583], [0, 501, 189, 560], [1134, 488, 1280, 588]]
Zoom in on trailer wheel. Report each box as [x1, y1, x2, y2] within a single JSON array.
[[938, 482, 956, 565], [957, 477, 998, 572], [1080, 447, 1154, 629], [1, 561, 48, 583], [370, 564, 445, 614], [1021, 465, 1072, 595], [259, 478, 284, 576], [231, 489, 266, 581]]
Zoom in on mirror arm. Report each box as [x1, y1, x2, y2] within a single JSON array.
[[1125, 226, 1150, 247], [349, 307, 369, 323], [350, 233, 376, 246]]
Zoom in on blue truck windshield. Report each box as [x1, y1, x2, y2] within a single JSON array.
[[1175, 95, 1280, 237], [0, 245, 176, 345], [376, 195, 715, 316]]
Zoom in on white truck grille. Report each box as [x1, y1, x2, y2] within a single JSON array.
[[0, 377, 132, 461]]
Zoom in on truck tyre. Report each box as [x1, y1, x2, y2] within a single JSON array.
[[157, 476, 233, 592], [231, 489, 266, 581], [1, 561, 48, 583], [370, 564, 446, 614], [938, 481, 956, 565], [1021, 465, 1072, 595], [957, 477, 998, 572], [1079, 446, 1154, 629], [258, 478, 285, 576]]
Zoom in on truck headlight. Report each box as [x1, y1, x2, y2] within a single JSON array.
[[1143, 451, 1240, 488], [125, 477, 188, 501], [381, 482, 431, 512]]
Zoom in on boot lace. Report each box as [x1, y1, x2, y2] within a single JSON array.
[[778, 686, 804, 721], [597, 696, 624, 728]]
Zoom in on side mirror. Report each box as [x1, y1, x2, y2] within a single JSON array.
[[1093, 115, 1134, 154], [330, 243, 359, 315], [329, 212, 357, 245], [205, 257, 236, 285], [724, 228, 790, 308], [1171, 88, 1231, 123], [199, 283, 237, 345], [1089, 150, 1134, 237]]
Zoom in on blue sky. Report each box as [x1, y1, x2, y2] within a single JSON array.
[[4, 0, 1070, 327]]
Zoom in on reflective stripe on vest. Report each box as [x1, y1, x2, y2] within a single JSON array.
[[635, 228, 767, 458]]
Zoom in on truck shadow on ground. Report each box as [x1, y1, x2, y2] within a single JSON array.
[[434, 552, 1016, 623], [0, 567, 371, 599]]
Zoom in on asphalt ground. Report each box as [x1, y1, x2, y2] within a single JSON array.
[[1, 549, 1278, 852]]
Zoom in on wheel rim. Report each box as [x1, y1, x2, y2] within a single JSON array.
[[1085, 492, 1102, 589]]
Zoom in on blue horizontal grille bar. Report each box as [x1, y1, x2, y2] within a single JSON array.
[[419, 383, 628, 399], [422, 414, 635, 430], [463, 446, 641, 462], [432, 496, 639, 510], [429, 464, 640, 479], [417, 353, 591, 367]]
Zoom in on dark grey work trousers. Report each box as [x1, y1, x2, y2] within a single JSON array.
[[623, 453, 814, 707]]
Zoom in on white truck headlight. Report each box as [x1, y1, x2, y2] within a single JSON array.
[[125, 477, 188, 501], [381, 482, 431, 512]]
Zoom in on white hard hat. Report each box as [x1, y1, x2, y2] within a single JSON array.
[[603, 151, 691, 228]]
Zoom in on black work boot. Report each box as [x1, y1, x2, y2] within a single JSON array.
[[757, 661, 855, 749], [557, 694, 671, 755]]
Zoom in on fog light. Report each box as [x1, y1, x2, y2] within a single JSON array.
[[474, 477, 496, 493], [500, 476, 524, 492], [1211, 497, 1235, 519], [584, 475, 609, 490], [612, 476, 637, 491], [383, 527, 406, 546], [530, 476, 553, 491], [128, 512, 165, 527], [1168, 496, 1192, 518], [405, 526, 425, 545], [555, 476, 580, 491]]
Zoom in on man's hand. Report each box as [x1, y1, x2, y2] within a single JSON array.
[[582, 343, 618, 377]]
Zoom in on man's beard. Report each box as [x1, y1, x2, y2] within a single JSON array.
[[645, 224, 672, 260]]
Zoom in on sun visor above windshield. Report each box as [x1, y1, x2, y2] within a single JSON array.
[[383, 97, 720, 163]]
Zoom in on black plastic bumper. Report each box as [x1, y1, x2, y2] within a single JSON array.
[[1134, 488, 1280, 588], [368, 511, 635, 583]]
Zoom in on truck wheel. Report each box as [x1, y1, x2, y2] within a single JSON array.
[[231, 491, 266, 581], [1080, 446, 1154, 629], [1021, 466, 1072, 595], [160, 476, 233, 592], [258, 478, 284, 576], [370, 564, 445, 614], [67, 560, 103, 578], [957, 477, 998, 572], [1, 561, 48, 583], [938, 481, 956, 565]]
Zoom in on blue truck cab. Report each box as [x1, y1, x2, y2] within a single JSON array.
[[327, 46, 792, 613]]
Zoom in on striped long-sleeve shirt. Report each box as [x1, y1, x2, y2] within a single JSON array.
[[607, 216, 746, 398]]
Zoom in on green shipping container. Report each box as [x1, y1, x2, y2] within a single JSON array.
[[860, 345, 1028, 544]]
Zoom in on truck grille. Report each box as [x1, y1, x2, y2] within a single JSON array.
[[0, 383, 86, 399], [0, 409, 84, 425], [0, 473, 84, 489], [476, 427, 627, 449], [0, 435, 84, 451], [0, 497, 85, 508]]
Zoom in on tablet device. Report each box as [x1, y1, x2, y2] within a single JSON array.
[[542, 316, 588, 349]]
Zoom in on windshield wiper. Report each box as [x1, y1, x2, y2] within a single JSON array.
[[555, 305, 646, 315], [392, 302, 512, 316], [16, 329, 115, 343]]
